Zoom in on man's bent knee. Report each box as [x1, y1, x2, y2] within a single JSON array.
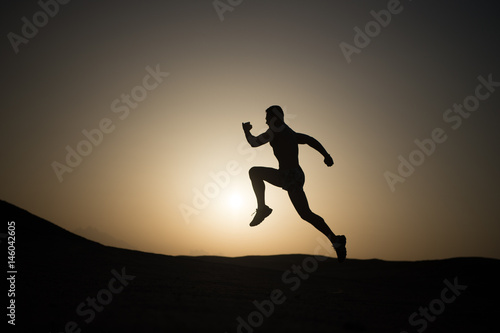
[[249, 166, 262, 180]]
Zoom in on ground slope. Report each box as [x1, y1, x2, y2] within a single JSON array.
[[2, 200, 499, 332]]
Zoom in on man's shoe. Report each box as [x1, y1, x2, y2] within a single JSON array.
[[250, 206, 272, 227], [333, 235, 347, 263]]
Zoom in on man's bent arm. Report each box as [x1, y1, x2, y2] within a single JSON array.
[[243, 125, 271, 147], [296, 133, 329, 157]]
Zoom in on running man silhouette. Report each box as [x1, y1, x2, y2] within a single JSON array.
[[242, 105, 347, 262]]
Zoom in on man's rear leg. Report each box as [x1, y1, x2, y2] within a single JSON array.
[[288, 189, 347, 262], [288, 189, 334, 238]]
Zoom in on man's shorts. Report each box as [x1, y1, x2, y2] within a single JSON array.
[[279, 167, 305, 193]]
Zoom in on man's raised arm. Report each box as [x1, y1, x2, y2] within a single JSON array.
[[296, 133, 334, 166], [242, 122, 271, 147]]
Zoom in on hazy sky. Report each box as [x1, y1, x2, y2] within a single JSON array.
[[1, 0, 499, 261]]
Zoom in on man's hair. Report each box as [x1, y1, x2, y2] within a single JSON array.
[[266, 105, 284, 122]]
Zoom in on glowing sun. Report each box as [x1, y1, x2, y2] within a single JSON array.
[[227, 192, 243, 210]]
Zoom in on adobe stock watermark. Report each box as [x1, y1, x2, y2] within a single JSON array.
[[51, 267, 135, 333], [7, 0, 71, 55], [400, 276, 467, 333], [51, 64, 169, 183], [178, 108, 296, 224], [339, 0, 408, 64], [213, 0, 243, 22], [226, 236, 336, 333], [384, 73, 499, 192]]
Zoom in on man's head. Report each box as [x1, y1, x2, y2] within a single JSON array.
[[265, 105, 284, 126]]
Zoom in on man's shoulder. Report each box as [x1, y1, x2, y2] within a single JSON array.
[[270, 125, 299, 146], [270, 124, 294, 134]]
